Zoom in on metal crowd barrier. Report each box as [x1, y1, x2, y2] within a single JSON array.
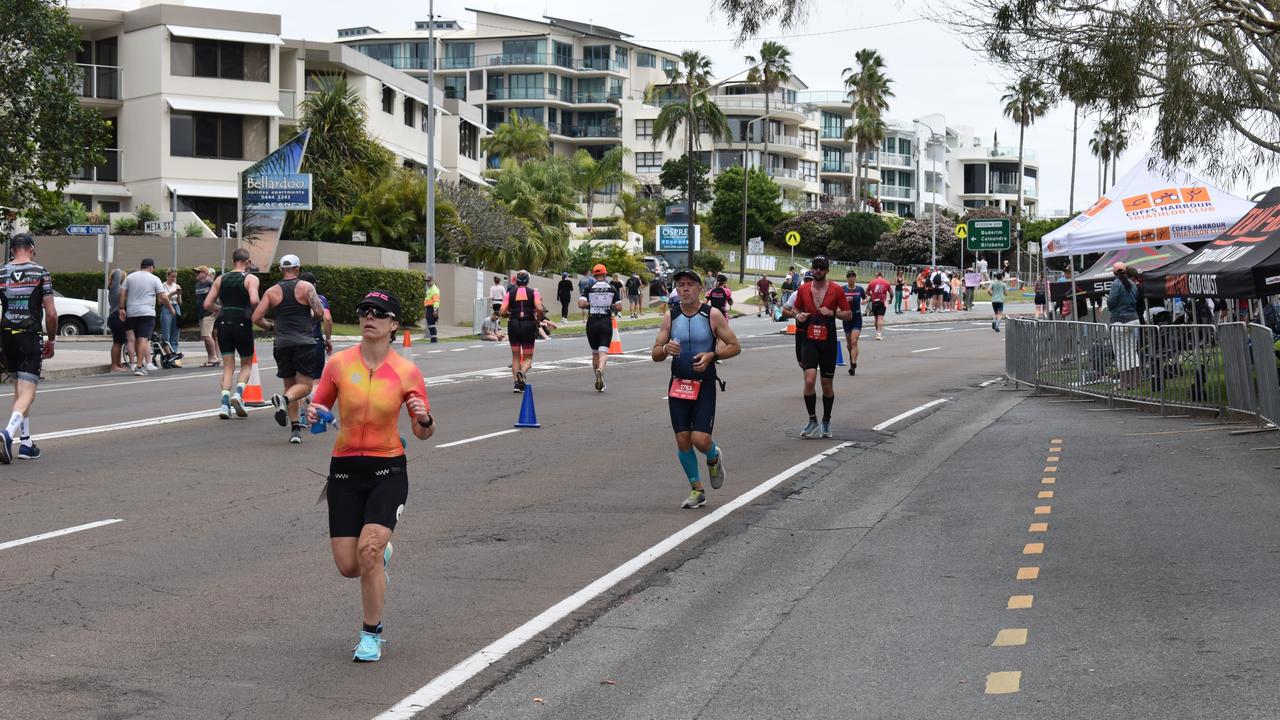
[[1004, 318, 1279, 425]]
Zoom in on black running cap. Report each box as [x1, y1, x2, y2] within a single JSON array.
[[672, 268, 702, 285], [357, 289, 402, 317], [9, 233, 34, 248]]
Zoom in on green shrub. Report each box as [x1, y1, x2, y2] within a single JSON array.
[[695, 251, 725, 276], [134, 204, 159, 223], [184, 222, 206, 238], [112, 216, 139, 234]]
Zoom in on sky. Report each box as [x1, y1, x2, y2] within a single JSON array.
[[77, 0, 1271, 214]]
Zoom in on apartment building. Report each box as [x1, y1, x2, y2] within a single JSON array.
[[64, 2, 473, 234], [945, 125, 1040, 217]]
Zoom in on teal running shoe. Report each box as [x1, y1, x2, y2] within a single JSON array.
[[799, 420, 820, 438], [352, 630, 385, 662]]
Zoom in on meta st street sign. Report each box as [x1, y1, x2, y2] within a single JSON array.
[[965, 218, 1011, 251], [66, 224, 110, 236]]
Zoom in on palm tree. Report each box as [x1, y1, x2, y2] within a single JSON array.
[[1001, 75, 1053, 220], [842, 49, 893, 211], [745, 41, 792, 176], [572, 147, 634, 230], [480, 114, 550, 165], [1109, 123, 1128, 186]]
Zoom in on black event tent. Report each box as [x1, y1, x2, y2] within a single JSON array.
[[1144, 186, 1280, 300], [1048, 244, 1194, 302]]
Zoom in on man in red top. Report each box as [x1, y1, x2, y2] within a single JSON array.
[[866, 270, 892, 341], [782, 256, 852, 438], [755, 274, 773, 317]]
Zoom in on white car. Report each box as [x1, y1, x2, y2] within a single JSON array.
[[53, 291, 106, 336]]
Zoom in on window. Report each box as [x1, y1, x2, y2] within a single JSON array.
[[615, 47, 629, 68], [171, 39, 268, 81], [459, 123, 478, 160], [170, 112, 264, 159], [381, 85, 395, 113], [353, 41, 433, 70], [502, 39, 543, 64], [583, 45, 610, 70], [800, 160, 817, 183], [636, 152, 662, 173], [547, 74, 557, 96], [801, 129, 818, 150], [512, 106, 544, 122], [404, 99, 415, 127], [638, 52, 655, 68], [553, 40, 573, 69], [609, 78, 622, 99], [635, 119, 653, 139], [444, 42, 474, 69], [305, 70, 344, 92], [662, 57, 677, 72], [509, 73, 542, 99], [963, 163, 986, 194], [442, 75, 466, 100]]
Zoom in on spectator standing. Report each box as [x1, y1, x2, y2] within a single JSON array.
[[650, 275, 669, 316], [422, 274, 440, 343], [578, 272, 593, 321], [780, 265, 798, 306], [193, 266, 219, 367], [120, 258, 172, 376], [756, 274, 773, 317], [978, 257, 989, 280], [107, 266, 132, 372], [914, 269, 928, 313], [1107, 262, 1142, 388], [609, 274, 625, 317], [488, 277, 505, 323], [1033, 274, 1047, 319], [963, 267, 981, 311], [625, 272, 643, 318], [556, 272, 573, 321], [160, 268, 182, 353], [949, 272, 963, 311], [893, 272, 905, 315]]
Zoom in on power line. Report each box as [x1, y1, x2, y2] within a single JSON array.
[[458, 16, 926, 48]]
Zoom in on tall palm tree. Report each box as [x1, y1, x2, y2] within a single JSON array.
[[648, 50, 731, 266], [572, 147, 635, 230], [842, 49, 893, 211], [1089, 118, 1120, 194], [1001, 75, 1053, 220], [1109, 123, 1128, 186], [744, 41, 792, 175], [480, 114, 550, 165], [845, 105, 886, 209]]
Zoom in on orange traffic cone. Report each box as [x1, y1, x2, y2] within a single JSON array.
[[398, 328, 413, 360], [785, 317, 796, 335], [607, 317, 623, 355], [243, 350, 269, 407]]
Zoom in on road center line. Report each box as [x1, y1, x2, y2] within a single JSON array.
[[872, 399, 948, 432], [373, 441, 854, 720], [910, 347, 941, 354], [0, 518, 123, 551], [435, 429, 519, 448]]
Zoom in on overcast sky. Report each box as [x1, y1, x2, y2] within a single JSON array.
[[81, 0, 1273, 213]]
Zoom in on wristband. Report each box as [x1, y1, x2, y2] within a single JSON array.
[[417, 414, 433, 429]]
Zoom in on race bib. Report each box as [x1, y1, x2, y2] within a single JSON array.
[[668, 377, 702, 400], [807, 323, 829, 341]]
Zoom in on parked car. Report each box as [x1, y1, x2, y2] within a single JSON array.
[[53, 291, 105, 336], [643, 255, 672, 281]]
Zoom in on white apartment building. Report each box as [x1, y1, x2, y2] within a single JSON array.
[[945, 125, 1040, 217], [64, 2, 475, 234]]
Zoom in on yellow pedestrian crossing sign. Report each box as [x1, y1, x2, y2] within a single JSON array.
[[785, 231, 801, 247], [955, 224, 968, 239]]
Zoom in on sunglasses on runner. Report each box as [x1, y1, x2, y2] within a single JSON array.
[[357, 307, 396, 320]]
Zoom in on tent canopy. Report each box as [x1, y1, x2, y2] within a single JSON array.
[[1143, 186, 1280, 300], [1048, 243, 1194, 302], [1043, 158, 1253, 258]]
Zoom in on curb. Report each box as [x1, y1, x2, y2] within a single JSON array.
[[42, 364, 114, 380]]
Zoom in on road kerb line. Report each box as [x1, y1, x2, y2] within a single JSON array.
[[0, 518, 123, 551], [910, 346, 941, 353], [372, 441, 854, 720], [872, 399, 948, 432], [435, 429, 520, 448]]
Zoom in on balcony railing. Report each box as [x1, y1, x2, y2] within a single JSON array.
[[879, 185, 913, 200], [797, 90, 850, 105], [821, 160, 857, 174], [547, 122, 621, 138], [766, 167, 801, 180], [988, 146, 1037, 162], [767, 134, 802, 148], [711, 96, 805, 114], [878, 151, 912, 167], [486, 87, 621, 105], [821, 127, 847, 139], [76, 63, 121, 100], [72, 148, 121, 183], [473, 52, 622, 72]]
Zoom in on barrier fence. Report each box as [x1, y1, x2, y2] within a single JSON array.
[[1005, 318, 1280, 427]]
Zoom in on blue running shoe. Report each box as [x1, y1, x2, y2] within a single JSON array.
[[17, 443, 40, 459], [353, 630, 385, 662], [799, 420, 820, 438], [820, 422, 832, 438], [218, 397, 231, 420], [0, 429, 13, 464]]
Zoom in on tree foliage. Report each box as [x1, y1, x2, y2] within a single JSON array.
[[828, 212, 890, 261], [572, 147, 633, 230], [333, 169, 465, 262], [567, 242, 645, 276], [713, 0, 810, 42], [649, 51, 732, 153], [437, 180, 528, 268], [709, 167, 785, 246], [771, 210, 844, 256], [489, 157, 577, 271], [1000, 75, 1053, 217], [480, 115, 550, 164], [659, 156, 712, 204], [1, 0, 112, 219], [873, 214, 962, 266]]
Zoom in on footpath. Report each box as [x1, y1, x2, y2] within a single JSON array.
[[450, 383, 1280, 719]]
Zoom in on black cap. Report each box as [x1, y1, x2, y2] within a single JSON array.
[[811, 256, 830, 270], [140, 257, 155, 268], [9, 233, 34, 249], [671, 268, 702, 285], [357, 289, 402, 317]]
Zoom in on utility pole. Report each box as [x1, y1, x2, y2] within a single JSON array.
[[425, 0, 437, 278]]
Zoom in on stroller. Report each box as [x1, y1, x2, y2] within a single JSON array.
[[149, 331, 184, 369]]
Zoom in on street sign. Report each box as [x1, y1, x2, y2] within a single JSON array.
[[965, 218, 1011, 251], [747, 237, 764, 254], [144, 220, 174, 233], [96, 233, 114, 263], [66, 224, 109, 236], [955, 224, 968, 239], [785, 231, 801, 247], [352, 230, 367, 243]]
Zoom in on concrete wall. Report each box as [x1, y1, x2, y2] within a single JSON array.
[[410, 264, 587, 326]]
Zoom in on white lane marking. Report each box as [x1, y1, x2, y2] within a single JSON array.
[[0, 518, 123, 551], [872, 399, 948, 432], [980, 377, 1002, 387], [428, 350, 445, 354], [373, 441, 853, 720], [466, 345, 483, 349], [34, 406, 269, 441], [449, 348, 467, 352], [435, 429, 519, 448], [911, 347, 941, 354], [0, 359, 286, 399]]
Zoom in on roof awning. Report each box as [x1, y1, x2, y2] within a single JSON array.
[[167, 182, 238, 199], [166, 96, 284, 118], [457, 167, 491, 187], [167, 24, 283, 46]]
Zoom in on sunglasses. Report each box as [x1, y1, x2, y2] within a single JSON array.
[[357, 306, 396, 320]]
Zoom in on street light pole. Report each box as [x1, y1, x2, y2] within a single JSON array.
[[425, 0, 437, 279], [739, 111, 778, 283], [913, 118, 941, 268]]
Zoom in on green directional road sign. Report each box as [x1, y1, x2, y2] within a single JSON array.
[[966, 218, 1011, 251]]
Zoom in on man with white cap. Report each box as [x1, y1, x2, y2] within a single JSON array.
[[252, 254, 324, 444]]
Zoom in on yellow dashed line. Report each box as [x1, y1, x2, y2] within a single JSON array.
[[1023, 542, 1044, 554], [992, 628, 1028, 646], [1034, 505, 1051, 515], [985, 671, 1022, 694], [1043, 466, 1057, 473], [1038, 490, 1054, 499], [1016, 566, 1039, 580], [1007, 594, 1034, 609], [1049, 446, 1062, 453], [1046, 455, 1060, 462], [1028, 522, 1048, 532], [1042, 477, 1055, 484]]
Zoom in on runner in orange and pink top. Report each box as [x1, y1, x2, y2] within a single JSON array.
[[306, 289, 434, 663]]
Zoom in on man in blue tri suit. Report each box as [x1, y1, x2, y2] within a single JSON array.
[[651, 269, 742, 510], [841, 269, 867, 376]]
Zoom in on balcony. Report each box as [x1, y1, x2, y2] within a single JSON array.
[[821, 160, 857, 174], [878, 151, 912, 167], [76, 63, 121, 101], [821, 127, 847, 139], [879, 185, 913, 200], [988, 146, 1037, 162], [475, 53, 622, 72], [547, 122, 621, 139], [72, 148, 121, 183], [566, 90, 622, 105], [441, 56, 475, 70], [711, 96, 806, 116], [797, 90, 849, 105]]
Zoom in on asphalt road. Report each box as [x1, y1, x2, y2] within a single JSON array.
[[0, 313, 1007, 720]]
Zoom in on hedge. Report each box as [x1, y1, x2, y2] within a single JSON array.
[[53, 265, 426, 326]]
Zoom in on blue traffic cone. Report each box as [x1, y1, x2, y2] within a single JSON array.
[[835, 342, 845, 366], [514, 384, 541, 428]]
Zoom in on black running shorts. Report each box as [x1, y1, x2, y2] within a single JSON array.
[[871, 301, 887, 317], [668, 378, 717, 434], [508, 318, 537, 351], [327, 455, 408, 537], [127, 315, 156, 340], [586, 317, 612, 352], [801, 338, 837, 378], [274, 343, 317, 379], [1, 332, 42, 383], [216, 317, 255, 359]]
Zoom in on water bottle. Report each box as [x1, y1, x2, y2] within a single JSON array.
[[310, 408, 337, 434]]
